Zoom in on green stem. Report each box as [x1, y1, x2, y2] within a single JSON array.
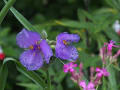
[[0, 0, 16, 25]]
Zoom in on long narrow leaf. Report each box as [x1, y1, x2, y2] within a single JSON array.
[[2, 57, 46, 89], [0, 64, 8, 90], [107, 65, 117, 90], [0, 0, 16, 24], [4, 0, 37, 31]]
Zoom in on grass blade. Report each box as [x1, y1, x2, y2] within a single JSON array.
[[4, 0, 37, 31], [0, 64, 8, 90], [0, 0, 16, 24]]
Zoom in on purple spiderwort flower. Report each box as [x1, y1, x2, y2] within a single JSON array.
[[63, 62, 77, 73], [55, 32, 80, 61], [79, 80, 95, 90], [96, 68, 109, 78], [16, 29, 53, 70]]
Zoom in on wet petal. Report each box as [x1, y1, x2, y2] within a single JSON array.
[[16, 29, 41, 48], [40, 40, 53, 63], [20, 50, 43, 70], [56, 45, 78, 60], [56, 33, 80, 44]]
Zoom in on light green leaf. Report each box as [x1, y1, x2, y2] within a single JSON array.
[[55, 20, 94, 30]]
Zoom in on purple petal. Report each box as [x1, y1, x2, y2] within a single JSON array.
[[56, 45, 78, 60], [56, 33, 80, 44], [16, 29, 41, 48], [40, 40, 53, 63], [20, 50, 43, 70]]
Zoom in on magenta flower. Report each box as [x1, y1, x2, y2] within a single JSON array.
[[63, 62, 77, 73], [55, 32, 80, 60], [16, 29, 53, 70], [96, 68, 109, 78], [79, 80, 95, 90], [105, 40, 119, 56]]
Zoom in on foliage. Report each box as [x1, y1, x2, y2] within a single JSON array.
[[0, 0, 120, 90]]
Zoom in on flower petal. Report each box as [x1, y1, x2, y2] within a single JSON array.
[[87, 82, 95, 89], [20, 50, 43, 70], [96, 67, 101, 72], [56, 33, 80, 44], [79, 80, 86, 89], [16, 29, 41, 48], [56, 45, 78, 60], [40, 40, 53, 63]]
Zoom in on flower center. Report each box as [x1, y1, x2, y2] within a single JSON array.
[[63, 40, 68, 45], [29, 45, 34, 49], [29, 44, 40, 50]]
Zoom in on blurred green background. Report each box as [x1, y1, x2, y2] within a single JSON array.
[[0, 0, 120, 90]]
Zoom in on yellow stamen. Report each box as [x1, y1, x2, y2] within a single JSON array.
[[63, 40, 68, 45], [29, 45, 34, 49]]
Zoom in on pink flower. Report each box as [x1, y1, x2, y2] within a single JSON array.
[[96, 68, 109, 78], [105, 40, 119, 56], [79, 80, 95, 90], [63, 62, 77, 73]]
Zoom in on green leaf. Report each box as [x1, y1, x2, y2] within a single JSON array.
[[4, 0, 37, 31], [17, 83, 39, 89], [107, 65, 117, 90], [46, 70, 51, 90], [2, 57, 46, 89], [0, 0, 16, 24], [77, 9, 86, 22], [55, 20, 94, 30], [16, 64, 46, 89], [0, 64, 8, 90]]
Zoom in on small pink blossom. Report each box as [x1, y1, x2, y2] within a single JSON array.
[[105, 40, 119, 56], [63, 62, 77, 73], [96, 68, 109, 78], [79, 80, 95, 90]]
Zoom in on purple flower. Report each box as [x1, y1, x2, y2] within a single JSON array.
[[55, 32, 80, 60], [96, 68, 109, 78], [79, 80, 95, 90], [16, 29, 53, 70], [63, 62, 77, 73]]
